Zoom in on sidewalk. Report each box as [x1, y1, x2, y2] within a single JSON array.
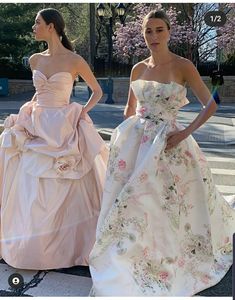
[[0, 89, 235, 153]]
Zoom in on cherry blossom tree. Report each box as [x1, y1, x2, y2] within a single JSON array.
[[113, 3, 235, 65], [217, 3, 235, 56], [113, 4, 197, 64]]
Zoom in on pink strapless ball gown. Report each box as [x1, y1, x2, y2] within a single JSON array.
[[0, 70, 108, 270]]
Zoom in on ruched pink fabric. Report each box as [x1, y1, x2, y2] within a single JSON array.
[[0, 70, 108, 270]]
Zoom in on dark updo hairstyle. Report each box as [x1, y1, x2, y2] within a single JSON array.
[[142, 10, 171, 30], [39, 8, 73, 51]]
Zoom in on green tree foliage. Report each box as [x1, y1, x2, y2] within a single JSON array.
[[61, 3, 90, 60], [0, 3, 42, 63], [0, 3, 90, 64], [42, 3, 90, 60]]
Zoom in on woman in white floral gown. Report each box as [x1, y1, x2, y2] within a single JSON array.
[[0, 8, 108, 270], [89, 10, 235, 296]]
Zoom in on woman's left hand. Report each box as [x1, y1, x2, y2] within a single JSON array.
[[79, 107, 87, 121], [165, 129, 189, 150], [77, 107, 87, 127]]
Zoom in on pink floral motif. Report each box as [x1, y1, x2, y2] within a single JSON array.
[[54, 156, 76, 175], [158, 271, 169, 282], [143, 247, 149, 258], [224, 236, 229, 244], [201, 274, 211, 284], [185, 150, 193, 158], [178, 257, 185, 267], [174, 175, 180, 183], [141, 135, 149, 144], [139, 172, 148, 183], [137, 106, 147, 116], [118, 159, 126, 170]]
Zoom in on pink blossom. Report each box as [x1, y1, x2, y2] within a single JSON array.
[[217, 4, 235, 55], [139, 172, 148, 183], [178, 257, 185, 267], [201, 274, 211, 284], [224, 237, 230, 244], [174, 175, 180, 183], [185, 150, 193, 158], [113, 4, 198, 62], [158, 271, 169, 282], [143, 247, 149, 257], [138, 106, 147, 116], [118, 159, 126, 170], [54, 156, 76, 175], [114, 4, 234, 63], [141, 135, 149, 144]]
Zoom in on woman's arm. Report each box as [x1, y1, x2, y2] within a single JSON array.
[[124, 63, 144, 119], [166, 60, 217, 150], [75, 55, 102, 115], [28, 54, 39, 102], [30, 93, 37, 102], [181, 59, 217, 135]]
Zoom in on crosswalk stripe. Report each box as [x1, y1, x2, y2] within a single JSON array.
[[216, 185, 235, 194], [201, 147, 235, 156], [206, 156, 235, 163], [211, 168, 235, 176]]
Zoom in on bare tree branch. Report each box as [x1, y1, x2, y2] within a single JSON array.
[[199, 45, 218, 60], [198, 35, 217, 48]]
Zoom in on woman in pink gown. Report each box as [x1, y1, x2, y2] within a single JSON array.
[[0, 8, 108, 270]]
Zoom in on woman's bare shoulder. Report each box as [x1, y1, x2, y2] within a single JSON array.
[[173, 55, 197, 80], [66, 52, 87, 67], [66, 53, 92, 77], [29, 52, 46, 69], [132, 58, 149, 70], [66, 51, 82, 60], [131, 58, 149, 80], [174, 55, 195, 69]]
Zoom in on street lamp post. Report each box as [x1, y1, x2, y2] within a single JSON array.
[[96, 3, 126, 104]]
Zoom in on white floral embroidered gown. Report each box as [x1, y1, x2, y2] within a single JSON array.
[[0, 70, 108, 270], [89, 79, 235, 296]]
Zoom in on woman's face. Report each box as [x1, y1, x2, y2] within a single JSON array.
[[32, 13, 50, 41], [143, 18, 170, 52]]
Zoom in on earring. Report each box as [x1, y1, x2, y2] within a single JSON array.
[[60, 35, 62, 41]]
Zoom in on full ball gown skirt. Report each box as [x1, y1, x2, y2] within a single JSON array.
[[0, 70, 108, 270], [89, 79, 235, 296]]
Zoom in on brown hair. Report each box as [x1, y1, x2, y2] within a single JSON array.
[[142, 10, 171, 30], [39, 8, 73, 51]]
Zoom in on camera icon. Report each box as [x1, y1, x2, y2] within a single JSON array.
[[8, 273, 24, 289]]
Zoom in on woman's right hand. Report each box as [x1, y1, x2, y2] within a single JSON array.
[[74, 55, 103, 111]]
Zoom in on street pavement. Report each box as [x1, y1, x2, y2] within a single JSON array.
[[0, 86, 234, 296]]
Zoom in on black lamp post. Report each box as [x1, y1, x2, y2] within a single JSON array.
[[116, 3, 126, 24], [97, 3, 126, 104]]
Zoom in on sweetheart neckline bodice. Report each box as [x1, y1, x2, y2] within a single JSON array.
[[131, 79, 186, 90], [33, 69, 73, 81]]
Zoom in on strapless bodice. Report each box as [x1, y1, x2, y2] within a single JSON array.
[[33, 70, 73, 107], [131, 79, 189, 124]]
